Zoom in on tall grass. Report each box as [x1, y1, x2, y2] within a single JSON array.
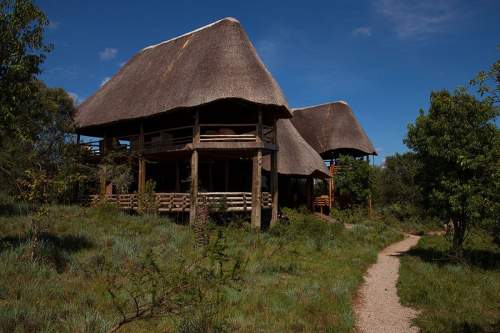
[[0, 205, 401, 332], [398, 232, 500, 333]]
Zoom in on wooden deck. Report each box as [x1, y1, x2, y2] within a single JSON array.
[[89, 192, 272, 212]]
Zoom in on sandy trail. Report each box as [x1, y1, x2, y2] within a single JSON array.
[[355, 235, 421, 333]]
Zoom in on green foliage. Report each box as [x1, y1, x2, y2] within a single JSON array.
[[98, 149, 135, 195], [398, 232, 500, 332], [0, 1, 89, 207], [136, 179, 158, 215], [405, 88, 499, 252], [0, 205, 402, 332], [377, 153, 422, 209], [334, 155, 374, 208], [0, 0, 52, 140]]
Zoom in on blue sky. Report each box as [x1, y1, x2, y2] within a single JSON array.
[[38, 0, 500, 164]]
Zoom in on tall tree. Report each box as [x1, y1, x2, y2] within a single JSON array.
[[0, 0, 52, 202], [405, 88, 499, 254]]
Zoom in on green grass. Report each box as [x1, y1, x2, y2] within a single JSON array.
[[398, 231, 500, 333], [0, 205, 402, 332]]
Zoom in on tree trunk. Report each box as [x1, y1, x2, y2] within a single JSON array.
[[451, 218, 466, 257]]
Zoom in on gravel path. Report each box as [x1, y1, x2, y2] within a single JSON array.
[[355, 235, 421, 333]]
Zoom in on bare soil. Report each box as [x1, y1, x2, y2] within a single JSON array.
[[355, 235, 421, 333]]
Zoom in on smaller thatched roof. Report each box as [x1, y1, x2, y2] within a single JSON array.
[[76, 17, 290, 130], [263, 119, 329, 178], [291, 101, 376, 157]]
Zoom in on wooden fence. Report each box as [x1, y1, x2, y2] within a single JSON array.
[[89, 192, 272, 213]]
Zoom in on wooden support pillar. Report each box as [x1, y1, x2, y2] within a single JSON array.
[[138, 122, 146, 193], [270, 117, 279, 227], [251, 149, 262, 229], [328, 159, 334, 208], [99, 134, 112, 196], [270, 150, 278, 227], [138, 159, 146, 193], [189, 150, 199, 225], [252, 109, 263, 229], [189, 111, 200, 225]]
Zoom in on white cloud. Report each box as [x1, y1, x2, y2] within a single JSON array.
[[100, 77, 111, 87], [375, 0, 456, 39], [375, 147, 384, 154], [99, 48, 118, 61], [68, 92, 81, 105], [352, 26, 372, 37]]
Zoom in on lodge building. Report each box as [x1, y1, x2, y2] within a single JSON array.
[[75, 18, 375, 228]]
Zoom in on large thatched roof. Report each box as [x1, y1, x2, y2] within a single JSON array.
[[291, 101, 376, 157], [263, 119, 329, 178], [75, 18, 290, 129]]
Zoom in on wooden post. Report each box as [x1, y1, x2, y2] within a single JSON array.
[[138, 122, 146, 193], [270, 150, 278, 227], [99, 134, 110, 196], [138, 159, 146, 193], [251, 149, 262, 229], [189, 150, 198, 225], [252, 109, 263, 229], [270, 118, 279, 227], [189, 111, 200, 225], [328, 159, 333, 208]]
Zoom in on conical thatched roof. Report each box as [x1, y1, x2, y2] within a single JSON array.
[[291, 101, 376, 157], [75, 18, 290, 129], [263, 119, 329, 178]]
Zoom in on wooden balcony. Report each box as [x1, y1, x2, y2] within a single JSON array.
[[80, 123, 276, 157], [89, 192, 272, 213]]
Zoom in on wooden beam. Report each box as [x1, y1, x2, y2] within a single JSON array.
[[251, 149, 262, 229], [256, 109, 263, 143], [329, 159, 334, 208], [189, 149, 199, 225], [138, 158, 146, 193], [270, 149, 278, 227], [189, 111, 200, 225], [193, 110, 200, 144]]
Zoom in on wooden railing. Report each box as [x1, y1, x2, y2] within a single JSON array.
[[89, 192, 272, 213], [80, 122, 276, 156]]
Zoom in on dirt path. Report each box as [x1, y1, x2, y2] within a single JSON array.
[[355, 235, 421, 333]]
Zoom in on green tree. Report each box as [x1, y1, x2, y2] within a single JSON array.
[[0, 0, 52, 139], [405, 88, 499, 254], [0, 0, 52, 202], [377, 153, 422, 219], [334, 155, 373, 209]]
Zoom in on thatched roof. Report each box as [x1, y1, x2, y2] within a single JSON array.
[[263, 119, 329, 178], [291, 101, 376, 157], [75, 18, 290, 130]]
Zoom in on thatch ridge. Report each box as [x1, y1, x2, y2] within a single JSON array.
[[291, 101, 376, 157], [263, 119, 329, 177], [75, 17, 290, 129]]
